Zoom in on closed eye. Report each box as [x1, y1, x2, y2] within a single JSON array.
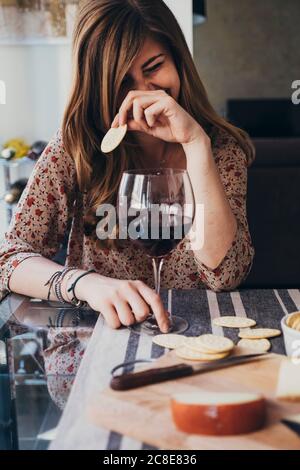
[[144, 62, 164, 74], [121, 61, 164, 88]]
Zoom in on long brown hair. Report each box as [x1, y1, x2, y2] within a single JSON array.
[[62, 0, 254, 247]]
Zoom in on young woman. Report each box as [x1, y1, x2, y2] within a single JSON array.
[[0, 0, 255, 333]]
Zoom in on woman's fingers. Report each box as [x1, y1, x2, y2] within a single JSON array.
[[111, 113, 119, 128], [94, 279, 169, 332], [123, 283, 151, 322], [118, 91, 152, 126], [112, 91, 170, 133], [135, 281, 170, 333], [144, 101, 165, 127], [132, 98, 150, 132], [118, 90, 165, 126], [126, 119, 151, 133], [100, 302, 122, 329], [113, 296, 136, 326]]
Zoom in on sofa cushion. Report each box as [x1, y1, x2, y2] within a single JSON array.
[[252, 138, 300, 167], [243, 165, 300, 287]]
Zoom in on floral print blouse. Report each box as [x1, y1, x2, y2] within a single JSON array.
[[0, 127, 254, 301]]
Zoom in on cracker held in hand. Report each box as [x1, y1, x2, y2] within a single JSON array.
[[101, 124, 127, 153], [175, 346, 229, 362], [237, 338, 271, 352], [213, 316, 256, 328], [238, 328, 281, 339], [184, 334, 234, 354], [152, 334, 186, 350]]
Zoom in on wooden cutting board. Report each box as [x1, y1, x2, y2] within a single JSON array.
[[88, 351, 300, 450]]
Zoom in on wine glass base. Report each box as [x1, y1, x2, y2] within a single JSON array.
[[129, 315, 189, 336]]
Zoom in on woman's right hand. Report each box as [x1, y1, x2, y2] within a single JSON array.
[[75, 272, 170, 333]]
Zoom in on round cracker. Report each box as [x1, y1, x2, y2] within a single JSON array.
[[183, 337, 216, 354], [184, 334, 234, 354], [175, 346, 229, 362], [101, 124, 127, 153], [286, 312, 300, 330], [292, 319, 300, 331], [238, 328, 281, 339], [237, 338, 271, 352], [212, 316, 256, 328], [291, 318, 300, 330], [286, 312, 300, 328], [152, 334, 186, 349]]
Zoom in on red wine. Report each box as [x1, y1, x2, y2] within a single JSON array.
[[122, 213, 193, 258]]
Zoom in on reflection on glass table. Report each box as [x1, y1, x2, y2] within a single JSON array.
[[0, 295, 98, 450]]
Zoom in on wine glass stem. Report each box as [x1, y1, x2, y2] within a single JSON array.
[[152, 257, 164, 295]]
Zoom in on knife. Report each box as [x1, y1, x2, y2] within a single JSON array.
[[282, 414, 300, 437], [110, 352, 268, 391]]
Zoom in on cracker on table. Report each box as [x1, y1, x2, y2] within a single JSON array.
[[238, 328, 281, 339], [237, 338, 271, 352], [184, 334, 234, 354], [213, 316, 256, 329], [175, 346, 229, 362], [152, 333, 186, 349]]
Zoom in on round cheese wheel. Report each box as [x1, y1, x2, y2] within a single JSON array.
[[171, 392, 266, 436]]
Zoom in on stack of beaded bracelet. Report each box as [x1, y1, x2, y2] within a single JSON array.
[[44, 267, 95, 308], [44, 266, 79, 304]]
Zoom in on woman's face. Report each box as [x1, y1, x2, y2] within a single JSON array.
[[118, 36, 181, 106]]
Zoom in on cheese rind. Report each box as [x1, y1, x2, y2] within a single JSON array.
[[171, 392, 266, 436]]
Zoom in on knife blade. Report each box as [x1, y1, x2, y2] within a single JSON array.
[[282, 414, 300, 437], [110, 352, 268, 391]]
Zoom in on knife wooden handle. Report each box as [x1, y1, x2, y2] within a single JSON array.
[[110, 363, 194, 391]]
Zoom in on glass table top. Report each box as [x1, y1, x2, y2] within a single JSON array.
[[0, 294, 98, 450]]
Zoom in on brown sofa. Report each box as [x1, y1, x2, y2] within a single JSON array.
[[243, 137, 300, 287]]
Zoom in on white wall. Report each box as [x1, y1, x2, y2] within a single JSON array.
[[0, 0, 193, 144], [164, 0, 193, 54], [0, 43, 72, 145]]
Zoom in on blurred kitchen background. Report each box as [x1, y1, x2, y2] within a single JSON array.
[[0, 0, 300, 287]]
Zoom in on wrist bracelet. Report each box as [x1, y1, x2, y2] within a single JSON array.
[[67, 269, 96, 307], [44, 270, 62, 301], [44, 267, 78, 303], [55, 267, 79, 304], [62, 269, 81, 303]]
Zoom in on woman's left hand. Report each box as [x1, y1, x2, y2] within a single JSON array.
[[111, 90, 207, 145]]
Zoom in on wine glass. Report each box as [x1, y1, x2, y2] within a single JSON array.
[[117, 168, 195, 336]]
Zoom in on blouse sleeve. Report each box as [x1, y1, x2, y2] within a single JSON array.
[[0, 130, 77, 301], [194, 129, 255, 292]]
